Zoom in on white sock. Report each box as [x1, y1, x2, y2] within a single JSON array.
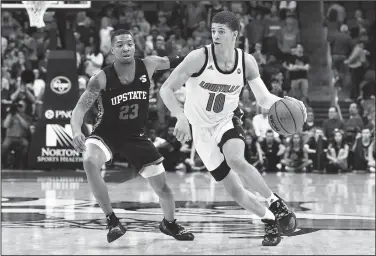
[[261, 208, 275, 220], [266, 193, 279, 207]]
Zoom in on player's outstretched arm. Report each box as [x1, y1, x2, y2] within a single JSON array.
[[71, 71, 105, 135], [143, 55, 185, 78], [244, 53, 281, 110], [159, 49, 204, 118], [245, 53, 307, 120]]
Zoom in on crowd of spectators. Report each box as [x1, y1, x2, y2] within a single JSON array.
[[1, 1, 375, 173]]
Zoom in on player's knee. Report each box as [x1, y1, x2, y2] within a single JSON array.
[[226, 155, 247, 171], [154, 181, 172, 198], [83, 155, 102, 171]]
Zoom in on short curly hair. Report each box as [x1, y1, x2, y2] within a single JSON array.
[[212, 11, 240, 32]]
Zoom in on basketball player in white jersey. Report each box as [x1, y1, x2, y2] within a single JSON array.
[[160, 11, 307, 246]]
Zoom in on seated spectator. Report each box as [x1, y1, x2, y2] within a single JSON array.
[[244, 12, 265, 53], [181, 37, 195, 56], [133, 10, 150, 37], [156, 13, 171, 39], [284, 44, 310, 106], [244, 133, 259, 166], [31, 69, 45, 120], [207, 0, 225, 28], [2, 11, 21, 38], [155, 35, 168, 57], [10, 70, 36, 117], [2, 36, 8, 56], [192, 20, 211, 42], [322, 106, 345, 140], [99, 17, 114, 57], [23, 33, 38, 69], [184, 1, 207, 38], [302, 107, 315, 137], [132, 25, 146, 58], [344, 102, 364, 147], [276, 15, 300, 61], [252, 107, 279, 140], [305, 128, 328, 172], [252, 42, 267, 68], [326, 129, 349, 173], [281, 133, 312, 172], [149, 128, 170, 150], [257, 130, 286, 172], [263, 3, 283, 56], [194, 36, 204, 49], [84, 40, 104, 78], [270, 77, 284, 97], [162, 124, 184, 171], [166, 26, 186, 56], [1, 100, 32, 169], [11, 51, 32, 79], [352, 127, 375, 172]]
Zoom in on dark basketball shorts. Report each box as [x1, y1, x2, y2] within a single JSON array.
[[85, 131, 164, 177], [192, 115, 245, 182]]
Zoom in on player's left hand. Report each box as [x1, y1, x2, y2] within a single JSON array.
[[284, 96, 307, 122], [174, 114, 192, 144]]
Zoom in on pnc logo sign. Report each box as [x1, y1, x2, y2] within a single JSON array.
[[50, 76, 71, 95], [44, 110, 73, 120], [46, 124, 74, 147]]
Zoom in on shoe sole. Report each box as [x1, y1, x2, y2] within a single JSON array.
[[107, 227, 127, 243], [262, 236, 282, 246], [159, 225, 194, 241], [280, 212, 298, 235]]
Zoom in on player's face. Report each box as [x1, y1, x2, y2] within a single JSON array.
[[211, 23, 238, 49], [111, 34, 135, 64]]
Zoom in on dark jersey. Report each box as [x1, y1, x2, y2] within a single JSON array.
[[92, 58, 151, 138]]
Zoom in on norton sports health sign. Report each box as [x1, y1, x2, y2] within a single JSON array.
[[28, 50, 82, 169]]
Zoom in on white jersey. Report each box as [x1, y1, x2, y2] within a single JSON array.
[[184, 44, 246, 127]]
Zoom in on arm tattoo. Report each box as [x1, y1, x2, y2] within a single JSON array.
[[77, 79, 101, 110]]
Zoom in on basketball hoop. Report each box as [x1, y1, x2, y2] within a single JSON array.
[[22, 1, 52, 28]]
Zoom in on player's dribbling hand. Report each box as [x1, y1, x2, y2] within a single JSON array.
[[72, 132, 86, 152], [284, 96, 307, 122], [174, 114, 192, 144]]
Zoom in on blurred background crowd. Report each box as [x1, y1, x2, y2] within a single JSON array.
[[1, 1, 375, 174]]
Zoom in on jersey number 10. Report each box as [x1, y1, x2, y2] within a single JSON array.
[[206, 93, 225, 113]]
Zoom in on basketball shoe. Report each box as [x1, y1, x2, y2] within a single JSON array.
[[269, 193, 297, 235], [261, 218, 281, 246], [106, 215, 127, 243], [159, 218, 195, 240]]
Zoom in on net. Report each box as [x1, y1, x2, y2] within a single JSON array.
[[22, 1, 52, 28]]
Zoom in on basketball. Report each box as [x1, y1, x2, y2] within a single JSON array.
[[268, 98, 305, 136]]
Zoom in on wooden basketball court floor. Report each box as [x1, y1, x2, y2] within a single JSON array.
[[1, 168, 375, 255]]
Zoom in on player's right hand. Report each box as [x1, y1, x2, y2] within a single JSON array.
[[174, 114, 191, 144], [72, 132, 86, 152]]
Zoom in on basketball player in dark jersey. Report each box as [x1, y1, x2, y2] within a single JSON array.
[[70, 29, 193, 243]]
